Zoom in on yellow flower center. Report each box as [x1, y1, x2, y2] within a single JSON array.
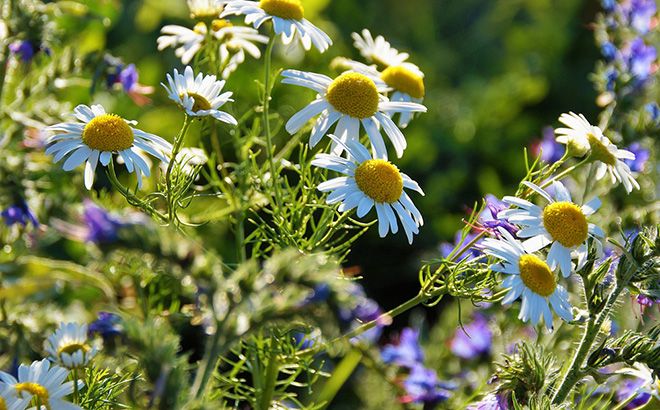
[[326, 72, 380, 119], [354, 159, 403, 203], [15, 382, 49, 406], [587, 133, 616, 166], [259, 0, 304, 20], [542, 202, 588, 248], [518, 254, 556, 297], [0, 396, 7, 410], [211, 19, 233, 31], [58, 342, 91, 356], [380, 65, 425, 99], [82, 114, 134, 152], [189, 1, 224, 20], [182, 92, 212, 111], [193, 22, 207, 34]]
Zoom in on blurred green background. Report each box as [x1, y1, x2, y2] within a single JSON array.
[[59, 0, 600, 317]]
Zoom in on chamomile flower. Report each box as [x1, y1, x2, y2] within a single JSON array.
[[187, 0, 225, 19], [163, 66, 237, 124], [341, 59, 425, 128], [44, 323, 97, 369], [311, 136, 424, 244], [221, 0, 332, 53], [213, 20, 268, 78], [482, 227, 573, 330], [555, 112, 640, 192], [157, 23, 205, 65], [499, 181, 604, 278], [45, 104, 172, 190], [0, 359, 83, 410], [351, 29, 410, 68], [0, 384, 28, 410], [282, 69, 427, 158]]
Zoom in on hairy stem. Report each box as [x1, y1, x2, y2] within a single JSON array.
[[165, 115, 192, 224], [262, 35, 282, 209]]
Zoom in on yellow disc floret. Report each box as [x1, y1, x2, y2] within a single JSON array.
[[326, 72, 380, 119], [260, 0, 304, 20], [587, 133, 616, 165], [193, 22, 207, 34], [354, 159, 403, 204], [82, 114, 134, 152], [15, 382, 49, 404], [380, 66, 425, 99], [183, 92, 212, 112], [542, 201, 588, 248], [0, 396, 7, 410], [518, 254, 556, 297], [58, 342, 91, 356], [211, 19, 233, 32]]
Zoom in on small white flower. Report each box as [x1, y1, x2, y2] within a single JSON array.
[[157, 23, 205, 65], [45, 105, 172, 189], [311, 136, 424, 244], [0, 384, 28, 410], [282, 69, 426, 158], [555, 112, 640, 192], [163, 66, 237, 124], [187, 0, 225, 19], [482, 227, 573, 330], [160, 147, 208, 178], [214, 20, 268, 78], [44, 323, 97, 369], [221, 0, 332, 53], [0, 359, 83, 410], [499, 181, 604, 278], [351, 29, 409, 67]]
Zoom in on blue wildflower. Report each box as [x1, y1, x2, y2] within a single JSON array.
[[292, 332, 316, 349], [401, 365, 453, 405], [601, 42, 618, 62], [9, 40, 35, 62], [467, 393, 509, 410], [1, 200, 38, 227], [623, 38, 657, 82], [119, 64, 139, 93], [303, 283, 331, 305], [88, 312, 122, 339], [440, 231, 483, 260], [480, 194, 518, 237], [601, 0, 617, 14], [339, 283, 388, 344], [605, 68, 618, 91], [83, 201, 125, 244], [623, 143, 649, 173], [646, 102, 660, 123], [616, 378, 652, 409], [381, 328, 424, 368], [450, 315, 492, 359], [620, 0, 657, 34], [532, 127, 565, 164]]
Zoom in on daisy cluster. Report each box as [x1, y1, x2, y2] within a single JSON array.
[[0, 323, 98, 410]]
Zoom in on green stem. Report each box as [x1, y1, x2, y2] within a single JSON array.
[[72, 368, 80, 403], [257, 348, 279, 410], [539, 156, 590, 190], [551, 284, 624, 404], [106, 161, 167, 223], [165, 115, 192, 224], [191, 320, 223, 399], [262, 35, 282, 209]]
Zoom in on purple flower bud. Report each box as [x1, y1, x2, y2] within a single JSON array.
[[601, 42, 618, 62], [119, 64, 139, 92], [1, 200, 38, 227], [9, 40, 35, 62], [83, 201, 125, 244], [623, 142, 649, 173], [88, 312, 122, 339]]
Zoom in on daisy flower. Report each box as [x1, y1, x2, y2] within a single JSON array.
[[163, 66, 238, 125], [311, 136, 424, 243], [341, 59, 425, 128], [499, 181, 604, 278], [0, 359, 83, 410], [0, 384, 28, 410], [482, 227, 573, 329], [555, 112, 639, 192], [45, 104, 172, 190], [282, 69, 426, 158], [44, 323, 98, 369], [157, 23, 205, 65], [187, 0, 225, 19], [213, 20, 269, 78], [221, 0, 332, 53], [351, 29, 410, 68]]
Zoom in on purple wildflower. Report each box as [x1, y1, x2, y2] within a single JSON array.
[[401, 365, 453, 405], [302, 283, 331, 305], [531, 126, 565, 164], [623, 143, 649, 172], [83, 201, 125, 244], [88, 312, 122, 339], [602, 0, 617, 14], [292, 332, 315, 349], [1, 200, 38, 227], [620, 0, 657, 34], [480, 194, 518, 237], [440, 231, 483, 260], [636, 295, 658, 308], [381, 328, 424, 368], [339, 284, 388, 344], [616, 378, 652, 409], [9, 40, 35, 62], [622, 38, 657, 82], [450, 315, 493, 359], [467, 393, 509, 410], [119, 64, 139, 92]]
